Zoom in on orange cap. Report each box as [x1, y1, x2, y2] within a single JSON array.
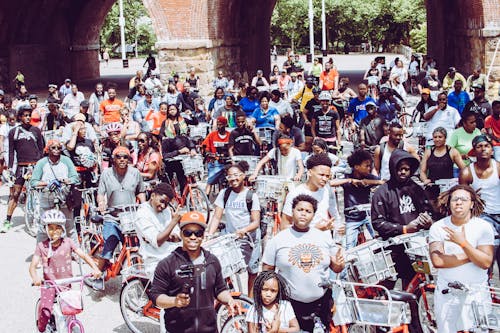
[[179, 211, 207, 229]]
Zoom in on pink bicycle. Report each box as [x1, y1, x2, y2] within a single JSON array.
[[34, 275, 90, 333]]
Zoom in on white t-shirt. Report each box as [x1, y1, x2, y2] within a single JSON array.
[[135, 202, 180, 275], [429, 216, 494, 285], [424, 105, 461, 144], [0, 123, 16, 165], [245, 300, 296, 332], [262, 227, 337, 302], [282, 183, 341, 228], [266, 147, 302, 180], [214, 188, 260, 233]]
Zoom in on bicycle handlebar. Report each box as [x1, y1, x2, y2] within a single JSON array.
[[32, 274, 92, 287]]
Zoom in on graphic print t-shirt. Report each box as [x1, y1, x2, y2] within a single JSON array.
[[262, 227, 337, 302]]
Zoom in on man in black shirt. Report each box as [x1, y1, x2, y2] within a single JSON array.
[[177, 82, 199, 112], [463, 84, 492, 129], [271, 115, 305, 151], [359, 101, 386, 149], [228, 111, 260, 156], [2, 106, 44, 232]]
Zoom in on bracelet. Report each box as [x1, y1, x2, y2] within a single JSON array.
[[403, 226, 407, 234], [459, 241, 468, 248]]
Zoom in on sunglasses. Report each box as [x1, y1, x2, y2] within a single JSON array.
[[137, 139, 147, 143], [182, 229, 204, 238], [50, 146, 63, 150], [226, 173, 244, 180], [450, 196, 471, 202], [115, 154, 129, 160]]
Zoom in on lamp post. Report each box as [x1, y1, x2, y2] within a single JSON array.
[[321, 0, 327, 56], [308, 0, 314, 62], [118, 0, 128, 67]]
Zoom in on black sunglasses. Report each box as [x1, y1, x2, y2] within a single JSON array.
[[115, 154, 129, 159], [137, 139, 147, 143], [182, 229, 204, 238], [50, 146, 63, 150]]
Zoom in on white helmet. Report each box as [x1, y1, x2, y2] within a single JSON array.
[[42, 209, 67, 226], [75, 146, 97, 168], [106, 122, 123, 134], [318, 91, 332, 101]]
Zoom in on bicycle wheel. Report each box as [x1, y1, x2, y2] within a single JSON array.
[[120, 278, 160, 333], [216, 294, 253, 331], [186, 187, 211, 222], [120, 252, 143, 274], [25, 190, 40, 237], [68, 320, 84, 333], [415, 287, 437, 333], [220, 314, 248, 333]]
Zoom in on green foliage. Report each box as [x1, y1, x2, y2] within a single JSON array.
[[99, 0, 157, 56], [271, 0, 426, 52], [410, 23, 427, 53]]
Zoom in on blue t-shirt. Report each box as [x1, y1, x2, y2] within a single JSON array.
[[377, 100, 398, 122], [447, 91, 470, 114], [252, 107, 279, 128], [347, 97, 375, 124], [239, 97, 260, 117]]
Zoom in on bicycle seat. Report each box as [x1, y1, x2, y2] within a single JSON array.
[[90, 215, 104, 224], [389, 290, 416, 302]]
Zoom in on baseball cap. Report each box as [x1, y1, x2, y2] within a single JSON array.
[[472, 83, 485, 91], [421, 88, 431, 95], [48, 84, 57, 89], [467, 134, 492, 157], [73, 113, 86, 122], [318, 91, 332, 101], [448, 67, 456, 73], [65, 78, 71, 83], [112, 146, 131, 157], [179, 211, 207, 229], [366, 101, 377, 108], [290, 72, 298, 77], [80, 100, 90, 108], [306, 77, 315, 84]]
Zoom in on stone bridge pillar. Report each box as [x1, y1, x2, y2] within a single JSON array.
[[427, 0, 500, 97]]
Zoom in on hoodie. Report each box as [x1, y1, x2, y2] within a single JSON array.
[[371, 149, 432, 239], [148, 247, 227, 333]]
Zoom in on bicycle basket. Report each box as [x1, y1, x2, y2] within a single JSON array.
[[178, 155, 204, 176], [58, 289, 83, 316], [188, 123, 210, 139], [345, 240, 397, 284], [231, 155, 259, 176], [255, 176, 286, 199]]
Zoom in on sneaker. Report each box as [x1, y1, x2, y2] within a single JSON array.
[[0, 220, 12, 233], [84, 273, 105, 291]]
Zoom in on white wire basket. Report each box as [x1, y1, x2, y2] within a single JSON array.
[[231, 155, 260, 175], [255, 175, 287, 200], [345, 239, 397, 284], [188, 123, 210, 139], [176, 155, 205, 176], [202, 234, 246, 278]]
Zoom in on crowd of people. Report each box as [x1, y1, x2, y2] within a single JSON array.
[[0, 52, 499, 333]]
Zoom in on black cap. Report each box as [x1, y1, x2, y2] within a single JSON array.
[[448, 67, 456, 73], [80, 100, 90, 108], [28, 94, 38, 100]]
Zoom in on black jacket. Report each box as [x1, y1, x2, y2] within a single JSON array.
[[371, 149, 432, 239], [149, 247, 227, 333]]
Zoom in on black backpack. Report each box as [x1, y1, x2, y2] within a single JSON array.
[[223, 188, 267, 239]]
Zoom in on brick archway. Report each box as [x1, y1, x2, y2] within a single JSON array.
[[0, 0, 497, 92]]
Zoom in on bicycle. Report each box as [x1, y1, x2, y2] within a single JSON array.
[[33, 274, 91, 333], [80, 205, 142, 283], [165, 155, 211, 222]]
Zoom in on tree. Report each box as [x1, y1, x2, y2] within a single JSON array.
[[100, 0, 157, 56]]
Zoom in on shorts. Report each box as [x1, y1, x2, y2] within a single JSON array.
[[237, 230, 261, 274], [14, 164, 35, 186], [206, 161, 225, 185]]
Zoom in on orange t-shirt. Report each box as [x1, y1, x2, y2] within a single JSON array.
[[320, 69, 339, 91], [100, 99, 124, 124], [145, 110, 167, 135]]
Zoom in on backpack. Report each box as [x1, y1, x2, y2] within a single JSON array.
[[223, 188, 267, 239]]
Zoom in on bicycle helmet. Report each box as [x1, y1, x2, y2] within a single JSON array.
[[105, 122, 123, 134], [42, 209, 67, 226], [318, 91, 332, 101], [75, 146, 97, 168], [312, 86, 321, 94], [179, 211, 207, 229]]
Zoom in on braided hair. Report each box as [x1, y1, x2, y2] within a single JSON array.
[[252, 271, 291, 331]]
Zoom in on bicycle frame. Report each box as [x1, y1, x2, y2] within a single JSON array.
[[106, 233, 140, 280]]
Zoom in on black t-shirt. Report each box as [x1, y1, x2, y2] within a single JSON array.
[[419, 76, 441, 91], [359, 115, 385, 146], [342, 173, 379, 222], [312, 109, 339, 138], [304, 98, 320, 121], [228, 127, 257, 156], [463, 99, 492, 129]]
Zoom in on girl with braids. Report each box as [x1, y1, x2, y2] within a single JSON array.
[[429, 184, 494, 333], [246, 271, 299, 333]]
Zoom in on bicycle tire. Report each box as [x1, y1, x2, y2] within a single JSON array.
[[220, 314, 248, 333], [25, 189, 40, 237], [216, 294, 253, 331], [186, 187, 211, 223], [414, 287, 437, 333], [68, 320, 84, 333], [120, 278, 160, 333]]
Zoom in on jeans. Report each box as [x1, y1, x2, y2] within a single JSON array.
[[206, 161, 225, 185], [101, 220, 124, 260], [494, 146, 500, 162], [345, 217, 375, 250]]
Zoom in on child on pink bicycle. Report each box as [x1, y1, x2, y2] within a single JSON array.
[[29, 209, 101, 332]]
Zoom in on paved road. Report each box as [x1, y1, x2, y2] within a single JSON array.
[[1, 53, 412, 333]]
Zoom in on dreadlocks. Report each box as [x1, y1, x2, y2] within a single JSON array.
[[437, 184, 485, 217], [251, 271, 291, 331]]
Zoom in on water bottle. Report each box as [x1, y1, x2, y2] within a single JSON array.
[[312, 316, 325, 333]]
